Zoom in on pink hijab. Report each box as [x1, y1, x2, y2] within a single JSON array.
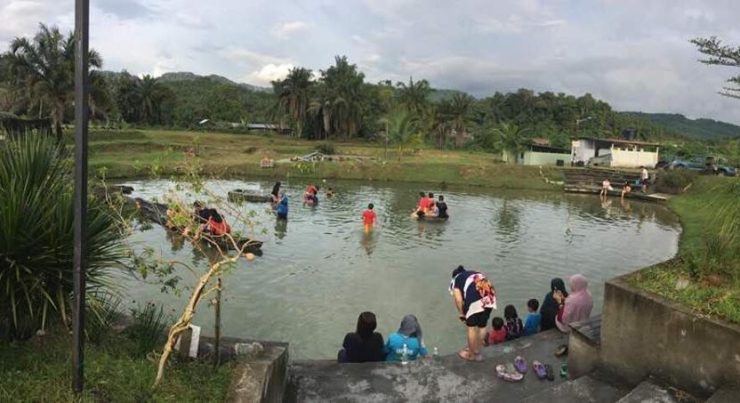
[[556, 274, 593, 332]]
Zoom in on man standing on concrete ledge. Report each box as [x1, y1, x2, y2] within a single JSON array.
[[449, 265, 497, 361]]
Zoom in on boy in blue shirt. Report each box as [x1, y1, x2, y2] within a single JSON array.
[[523, 299, 541, 336]]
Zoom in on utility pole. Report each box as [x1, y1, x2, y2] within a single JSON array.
[[72, 0, 90, 394]]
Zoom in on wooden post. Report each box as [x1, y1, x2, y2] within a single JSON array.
[[214, 277, 222, 366]]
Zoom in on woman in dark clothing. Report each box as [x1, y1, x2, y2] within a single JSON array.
[[337, 312, 386, 363], [270, 181, 281, 203], [540, 278, 568, 331]]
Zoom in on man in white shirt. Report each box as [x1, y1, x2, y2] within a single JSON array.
[[640, 167, 649, 193]]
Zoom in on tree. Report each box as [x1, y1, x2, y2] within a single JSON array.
[[5, 24, 103, 140], [272, 67, 313, 137], [495, 122, 531, 162], [440, 93, 475, 147], [396, 77, 431, 115], [691, 37, 740, 99], [380, 110, 420, 161], [317, 56, 366, 138]]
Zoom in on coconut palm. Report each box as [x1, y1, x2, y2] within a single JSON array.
[[272, 67, 313, 137], [396, 77, 431, 115], [5, 24, 103, 141], [495, 122, 531, 163], [441, 93, 475, 147]]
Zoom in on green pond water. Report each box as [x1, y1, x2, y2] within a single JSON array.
[[118, 179, 680, 359]]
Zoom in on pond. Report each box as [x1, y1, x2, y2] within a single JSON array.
[[118, 179, 680, 359]]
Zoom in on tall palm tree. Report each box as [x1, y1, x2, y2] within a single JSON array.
[[396, 77, 431, 115], [135, 75, 162, 125], [6, 24, 103, 141], [380, 110, 420, 161], [272, 67, 313, 137], [444, 93, 475, 147]]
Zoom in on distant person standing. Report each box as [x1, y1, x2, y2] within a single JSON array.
[[276, 192, 289, 220], [640, 167, 649, 193], [436, 195, 449, 219], [362, 203, 377, 232]]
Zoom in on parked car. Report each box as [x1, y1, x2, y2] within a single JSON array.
[[668, 158, 737, 176]]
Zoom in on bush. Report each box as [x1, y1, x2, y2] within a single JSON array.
[[126, 302, 170, 357], [0, 135, 126, 340], [315, 142, 337, 155], [655, 169, 696, 194]]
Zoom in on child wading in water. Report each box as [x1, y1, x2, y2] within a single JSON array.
[[362, 203, 377, 233]]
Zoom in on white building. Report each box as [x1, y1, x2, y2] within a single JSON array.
[[571, 137, 660, 168]]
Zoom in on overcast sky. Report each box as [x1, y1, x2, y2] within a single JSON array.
[[2, 0, 740, 124]]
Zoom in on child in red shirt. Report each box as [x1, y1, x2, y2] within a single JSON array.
[[487, 316, 507, 345], [362, 203, 376, 232]]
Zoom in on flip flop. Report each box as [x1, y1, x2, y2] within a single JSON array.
[[554, 344, 569, 357], [560, 363, 568, 378], [496, 364, 524, 382], [532, 360, 547, 380], [514, 356, 527, 374], [458, 349, 477, 361], [544, 364, 555, 381]]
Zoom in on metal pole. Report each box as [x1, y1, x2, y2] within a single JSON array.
[[72, 0, 90, 394]]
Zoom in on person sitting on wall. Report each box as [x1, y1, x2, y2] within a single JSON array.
[[621, 181, 632, 199], [338, 312, 386, 363]]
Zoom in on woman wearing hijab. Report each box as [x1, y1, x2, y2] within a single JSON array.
[[385, 314, 428, 361], [555, 274, 594, 332], [540, 278, 568, 331], [337, 312, 385, 363]]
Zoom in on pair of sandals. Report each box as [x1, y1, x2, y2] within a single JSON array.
[[496, 356, 559, 382], [457, 348, 483, 362]]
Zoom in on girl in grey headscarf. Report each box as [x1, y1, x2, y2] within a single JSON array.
[[385, 314, 428, 361]]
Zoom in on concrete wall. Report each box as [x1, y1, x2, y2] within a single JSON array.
[[600, 274, 740, 397], [521, 151, 570, 166], [610, 148, 658, 168], [572, 140, 596, 164]]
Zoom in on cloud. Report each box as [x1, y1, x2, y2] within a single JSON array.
[[246, 63, 294, 85], [271, 21, 309, 39], [95, 0, 154, 20]]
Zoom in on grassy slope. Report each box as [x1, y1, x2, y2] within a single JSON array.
[[0, 331, 232, 402], [87, 129, 562, 190], [630, 176, 740, 323]]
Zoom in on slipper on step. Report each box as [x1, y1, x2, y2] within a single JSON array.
[[496, 364, 524, 382], [532, 360, 547, 380], [560, 363, 568, 378], [514, 356, 527, 374], [554, 344, 569, 357], [458, 350, 476, 362], [544, 364, 555, 381]]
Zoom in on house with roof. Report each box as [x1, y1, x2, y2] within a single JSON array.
[[502, 138, 571, 166], [570, 136, 660, 168]]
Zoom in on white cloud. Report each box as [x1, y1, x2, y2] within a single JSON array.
[[246, 63, 294, 85], [270, 21, 309, 39]]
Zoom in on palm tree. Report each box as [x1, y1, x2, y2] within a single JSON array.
[[396, 77, 431, 115], [380, 110, 420, 161], [442, 93, 475, 147], [135, 75, 163, 125], [495, 122, 531, 163], [6, 24, 102, 141], [272, 67, 313, 137]]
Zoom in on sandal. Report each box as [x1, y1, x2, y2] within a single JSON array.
[[514, 356, 527, 374], [544, 364, 555, 381], [554, 344, 568, 357], [560, 363, 568, 378], [496, 364, 524, 382], [458, 349, 477, 361], [532, 360, 547, 380]]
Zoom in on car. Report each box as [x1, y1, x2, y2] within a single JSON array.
[[668, 158, 737, 176], [587, 153, 612, 167]]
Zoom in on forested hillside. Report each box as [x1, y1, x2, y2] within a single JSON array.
[[619, 112, 740, 140]]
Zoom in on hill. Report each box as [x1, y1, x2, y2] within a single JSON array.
[[619, 112, 740, 140], [158, 72, 271, 93]]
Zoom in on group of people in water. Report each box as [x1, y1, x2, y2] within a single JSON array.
[[268, 181, 337, 220], [600, 166, 651, 200], [337, 266, 593, 363], [414, 192, 449, 219]]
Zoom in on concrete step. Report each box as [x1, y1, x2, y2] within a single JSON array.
[[616, 381, 677, 403], [521, 375, 630, 403], [287, 330, 569, 402], [706, 386, 740, 403]]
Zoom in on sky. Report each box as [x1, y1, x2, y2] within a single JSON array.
[[2, 0, 740, 124]]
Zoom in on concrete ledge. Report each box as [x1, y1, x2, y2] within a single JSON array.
[[600, 274, 740, 397]]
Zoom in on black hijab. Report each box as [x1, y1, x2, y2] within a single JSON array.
[[271, 181, 281, 197], [540, 277, 568, 331]]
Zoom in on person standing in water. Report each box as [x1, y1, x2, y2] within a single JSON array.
[[276, 192, 289, 220], [362, 203, 377, 232], [640, 167, 649, 193], [436, 195, 449, 219]]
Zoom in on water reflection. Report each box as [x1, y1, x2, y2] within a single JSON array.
[[118, 179, 681, 359]]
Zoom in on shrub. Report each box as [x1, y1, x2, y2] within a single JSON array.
[[0, 135, 126, 340], [126, 302, 170, 357], [315, 142, 336, 155], [655, 169, 696, 194]]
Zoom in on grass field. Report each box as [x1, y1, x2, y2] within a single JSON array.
[[84, 129, 563, 190], [630, 176, 740, 323]]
